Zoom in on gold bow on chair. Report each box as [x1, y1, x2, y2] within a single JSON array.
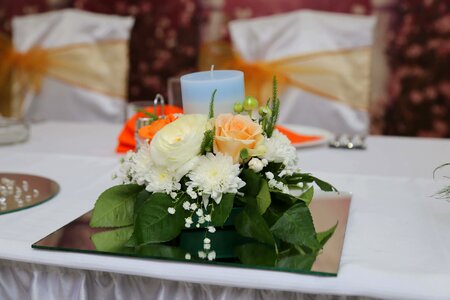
[[0, 33, 128, 118], [199, 41, 371, 111]]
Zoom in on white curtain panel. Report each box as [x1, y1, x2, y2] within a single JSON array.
[[229, 10, 376, 135], [12, 9, 134, 123]]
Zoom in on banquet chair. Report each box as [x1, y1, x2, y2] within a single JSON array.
[[10, 9, 134, 123], [228, 10, 376, 135]]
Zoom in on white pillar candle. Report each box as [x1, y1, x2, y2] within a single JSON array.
[[180, 70, 245, 115]]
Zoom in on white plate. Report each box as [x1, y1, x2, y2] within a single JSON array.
[[280, 124, 333, 148]]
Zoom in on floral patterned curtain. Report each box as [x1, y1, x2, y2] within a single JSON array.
[[380, 0, 450, 137]]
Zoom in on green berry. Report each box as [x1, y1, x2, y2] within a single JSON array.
[[259, 105, 272, 117], [242, 96, 259, 111], [233, 102, 244, 114]]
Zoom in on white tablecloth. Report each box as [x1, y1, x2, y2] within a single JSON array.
[[1, 121, 449, 300]]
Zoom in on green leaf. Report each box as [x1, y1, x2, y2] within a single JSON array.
[[126, 193, 184, 246], [270, 190, 300, 207], [91, 226, 134, 252], [240, 148, 249, 161], [200, 129, 214, 154], [263, 206, 284, 228], [235, 243, 277, 266], [211, 193, 234, 226], [239, 169, 261, 197], [312, 176, 337, 192], [277, 253, 317, 271], [90, 184, 144, 228], [317, 222, 338, 248], [134, 189, 152, 220], [298, 186, 314, 206], [209, 89, 217, 119], [271, 202, 320, 250], [234, 200, 275, 246], [135, 244, 186, 260], [256, 179, 271, 214]]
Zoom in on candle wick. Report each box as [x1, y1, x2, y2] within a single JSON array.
[[210, 65, 215, 79]]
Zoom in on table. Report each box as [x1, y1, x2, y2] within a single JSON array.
[[1, 121, 449, 299]]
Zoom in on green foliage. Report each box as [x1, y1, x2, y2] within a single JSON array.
[[277, 253, 317, 270], [317, 223, 338, 248], [270, 202, 320, 250], [235, 243, 277, 266], [134, 189, 152, 220], [126, 193, 185, 247], [136, 109, 159, 122], [433, 163, 450, 199], [234, 199, 275, 246], [284, 173, 337, 192], [264, 76, 281, 138], [200, 129, 214, 154], [91, 226, 134, 252], [298, 186, 314, 206], [239, 148, 249, 161], [239, 169, 261, 197], [135, 244, 187, 260], [90, 184, 143, 228], [211, 193, 234, 226], [209, 89, 217, 119], [256, 179, 271, 214]]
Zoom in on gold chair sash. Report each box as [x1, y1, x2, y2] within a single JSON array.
[[199, 41, 371, 111], [0, 33, 128, 117]]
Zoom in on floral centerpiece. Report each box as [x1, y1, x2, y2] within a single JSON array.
[[90, 78, 338, 268]]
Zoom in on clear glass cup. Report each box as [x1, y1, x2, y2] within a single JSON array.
[[0, 117, 29, 145]]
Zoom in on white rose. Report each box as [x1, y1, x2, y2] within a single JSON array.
[[248, 157, 264, 173], [150, 114, 208, 176]]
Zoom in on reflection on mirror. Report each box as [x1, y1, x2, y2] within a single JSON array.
[[33, 193, 351, 276]]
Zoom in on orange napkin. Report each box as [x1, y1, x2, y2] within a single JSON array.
[[116, 107, 321, 153], [275, 125, 322, 144], [116, 105, 183, 153]]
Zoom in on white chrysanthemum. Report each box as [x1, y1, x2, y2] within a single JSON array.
[[131, 143, 181, 194], [131, 143, 154, 185], [144, 166, 181, 194], [263, 129, 297, 166], [186, 152, 245, 206]]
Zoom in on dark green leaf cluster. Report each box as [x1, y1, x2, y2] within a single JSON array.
[[233, 166, 338, 270]]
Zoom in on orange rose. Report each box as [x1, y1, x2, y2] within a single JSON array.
[[138, 114, 178, 142], [214, 113, 266, 163]]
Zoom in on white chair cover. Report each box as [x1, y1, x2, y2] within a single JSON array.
[[12, 9, 134, 123], [229, 10, 376, 135]]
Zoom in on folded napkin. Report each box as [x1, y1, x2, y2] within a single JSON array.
[[116, 106, 321, 153]]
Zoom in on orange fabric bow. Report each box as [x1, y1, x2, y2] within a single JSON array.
[[198, 41, 371, 111], [0, 33, 128, 118]]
